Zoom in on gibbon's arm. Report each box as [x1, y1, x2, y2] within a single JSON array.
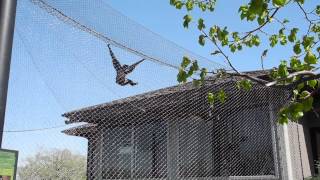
[[107, 44, 122, 71], [126, 59, 145, 74]]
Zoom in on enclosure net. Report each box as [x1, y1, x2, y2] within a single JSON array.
[[63, 80, 292, 180], [2, 0, 306, 179]]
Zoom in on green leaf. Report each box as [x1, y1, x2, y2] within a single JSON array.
[[187, 60, 198, 77], [186, 0, 194, 11], [229, 44, 237, 53], [216, 27, 229, 46], [278, 60, 289, 78], [272, 0, 287, 7], [293, 89, 299, 100], [175, 1, 183, 9], [249, 0, 265, 15], [280, 36, 287, 45], [278, 115, 289, 124], [211, 50, 221, 55], [252, 35, 260, 46], [302, 97, 314, 111], [199, 3, 207, 11], [170, 0, 177, 6], [278, 29, 287, 45], [278, 108, 289, 124], [283, 19, 289, 23], [261, 49, 268, 58], [209, 26, 217, 37], [291, 111, 304, 120], [307, 80, 318, 89], [297, 83, 305, 91], [270, 68, 279, 79], [257, 16, 265, 25], [177, 69, 188, 83], [288, 28, 299, 42], [304, 51, 317, 64], [312, 24, 320, 33], [181, 56, 191, 68], [236, 80, 252, 91], [198, 35, 206, 46], [293, 43, 302, 54], [217, 90, 227, 103], [302, 36, 314, 50], [192, 60, 199, 71], [208, 3, 215, 12], [316, 5, 320, 15], [239, 5, 249, 20], [290, 57, 301, 71], [300, 90, 310, 99], [232, 32, 240, 42], [200, 68, 208, 82], [208, 92, 215, 105], [198, 18, 205, 30], [183, 14, 192, 28], [269, 35, 278, 47], [295, 0, 305, 4]]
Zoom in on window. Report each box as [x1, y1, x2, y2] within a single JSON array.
[[103, 120, 167, 179]]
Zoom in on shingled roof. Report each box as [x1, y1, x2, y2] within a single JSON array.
[[62, 70, 288, 136]]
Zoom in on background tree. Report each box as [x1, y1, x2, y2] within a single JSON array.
[[18, 149, 86, 180], [171, 0, 320, 124]]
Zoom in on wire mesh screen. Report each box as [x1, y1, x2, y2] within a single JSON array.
[[2, 0, 309, 179], [63, 80, 290, 180]]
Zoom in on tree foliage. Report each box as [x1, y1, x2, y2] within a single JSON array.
[[171, 0, 320, 124], [18, 149, 86, 180]]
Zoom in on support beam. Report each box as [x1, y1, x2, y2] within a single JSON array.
[[283, 125, 294, 180], [0, 0, 17, 147]]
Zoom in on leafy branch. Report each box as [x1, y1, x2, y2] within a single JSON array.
[[171, 0, 320, 124]]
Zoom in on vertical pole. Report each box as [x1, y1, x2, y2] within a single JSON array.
[[0, 0, 17, 147], [283, 124, 294, 180]]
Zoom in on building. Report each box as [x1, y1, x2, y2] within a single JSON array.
[[62, 71, 318, 180]]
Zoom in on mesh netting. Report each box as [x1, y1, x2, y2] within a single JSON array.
[[63, 79, 291, 179], [30, 0, 226, 71], [1, 0, 312, 179]]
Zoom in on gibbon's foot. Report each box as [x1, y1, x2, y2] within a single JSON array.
[[129, 82, 138, 86]]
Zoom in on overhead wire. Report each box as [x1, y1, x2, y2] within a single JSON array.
[[4, 29, 70, 133], [2, 125, 68, 133], [16, 28, 67, 111]]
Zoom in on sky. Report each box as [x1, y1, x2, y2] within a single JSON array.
[[2, 0, 318, 166]]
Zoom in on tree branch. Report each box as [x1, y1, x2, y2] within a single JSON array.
[[297, 2, 315, 34], [201, 30, 241, 74], [266, 70, 319, 87], [241, 8, 280, 41]]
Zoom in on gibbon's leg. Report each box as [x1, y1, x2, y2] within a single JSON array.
[[115, 76, 137, 86], [117, 79, 137, 86], [127, 79, 138, 86]]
